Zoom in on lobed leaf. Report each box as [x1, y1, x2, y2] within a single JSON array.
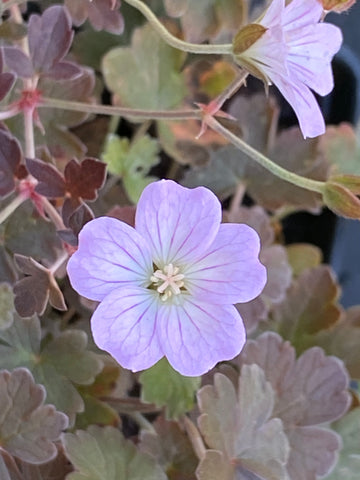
[[13, 254, 67, 317], [65, 0, 124, 34], [28, 6, 73, 75], [63, 425, 167, 480], [0, 316, 103, 419], [102, 133, 160, 203], [0, 368, 68, 464], [197, 367, 289, 480], [140, 358, 200, 419], [102, 23, 186, 110]]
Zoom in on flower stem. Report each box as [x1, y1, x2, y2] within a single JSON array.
[[39, 97, 201, 121], [206, 115, 326, 194], [0, 106, 21, 121], [123, 0, 233, 55], [42, 198, 65, 230], [213, 69, 249, 110], [0, 194, 26, 224], [23, 107, 35, 158], [49, 250, 69, 275]]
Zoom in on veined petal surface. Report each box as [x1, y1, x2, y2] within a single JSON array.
[[158, 298, 246, 376], [185, 224, 266, 305], [67, 217, 153, 302], [282, 0, 322, 29], [91, 287, 163, 371], [135, 180, 221, 266]]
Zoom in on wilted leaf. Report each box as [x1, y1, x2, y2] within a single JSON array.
[[0, 129, 22, 198], [326, 407, 360, 479], [13, 254, 67, 317], [197, 367, 290, 480], [0, 283, 15, 329], [0, 368, 68, 464], [271, 266, 343, 348], [140, 415, 198, 479], [102, 133, 159, 202], [102, 23, 186, 110], [0, 316, 103, 419], [140, 358, 200, 419], [239, 332, 350, 480], [63, 425, 167, 480]]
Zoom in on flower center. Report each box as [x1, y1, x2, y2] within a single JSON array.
[[150, 263, 185, 302]]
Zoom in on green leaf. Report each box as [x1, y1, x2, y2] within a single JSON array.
[[102, 133, 160, 202], [0, 316, 103, 419], [0, 283, 15, 330], [63, 425, 167, 480], [102, 23, 186, 110], [326, 408, 360, 479], [140, 358, 200, 419]]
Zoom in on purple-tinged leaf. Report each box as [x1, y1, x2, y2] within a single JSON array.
[[0, 368, 68, 464], [13, 254, 67, 317], [0, 129, 22, 198], [26, 158, 66, 198], [2, 46, 33, 78], [0, 72, 15, 101], [64, 157, 106, 201], [28, 6, 73, 74], [238, 332, 351, 480], [10, 447, 74, 480], [197, 367, 290, 480], [46, 61, 82, 81], [59, 203, 94, 246], [65, 0, 124, 34]]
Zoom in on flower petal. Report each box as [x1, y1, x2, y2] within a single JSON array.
[[260, 0, 285, 28], [67, 217, 152, 301], [287, 23, 342, 96], [135, 180, 222, 266], [270, 73, 325, 138], [283, 0, 322, 30], [91, 287, 163, 371], [158, 298, 246, 376], [185, 224, 266, 304]]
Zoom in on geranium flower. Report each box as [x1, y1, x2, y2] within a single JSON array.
[[233, 0, 343, 138], [67, 180, 266, 376]]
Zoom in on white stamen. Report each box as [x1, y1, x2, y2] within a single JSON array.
[[150, 263, 185, 301]]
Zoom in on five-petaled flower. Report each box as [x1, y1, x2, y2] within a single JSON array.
[[233, 0, 343, 138], [67, 180, 266, 376]]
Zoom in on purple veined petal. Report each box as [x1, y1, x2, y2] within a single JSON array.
[[158, 298, 246, 376], [287, 23, 342, 96], [67, 217, 153, 302], [283, 0, 323, 31], [270, 73, 325, 138], [91, 286, 163, 371], [135, 180, 222, 267], [260, 0, 285, 28], [184, 224, 267, 305]]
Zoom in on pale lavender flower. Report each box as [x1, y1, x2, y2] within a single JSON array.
[[234, 0, 342, 138], [67, 180, 266, 376]]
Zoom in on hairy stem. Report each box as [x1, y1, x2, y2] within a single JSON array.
[[124, 0, 233, 55], [42, 198, 65, 230], [23, 108, 35, 158], [0, 194, 26, 225], [40, 97, 201, 121], [213, 69, 249, 111], [49, 250, 69, 275], [206, 116, 326, 194]]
